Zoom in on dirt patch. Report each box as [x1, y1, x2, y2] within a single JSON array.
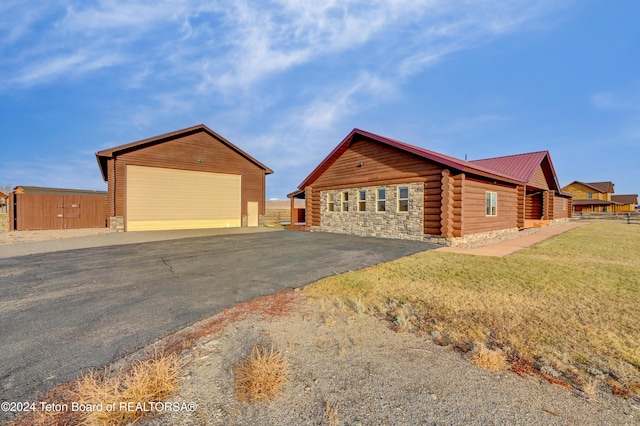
[[0, 228, 111, 245], [140, 296, 637, 426], [9, 291, 638, 425]]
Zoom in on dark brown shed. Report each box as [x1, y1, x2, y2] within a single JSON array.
[[9, 186, 107, 231]]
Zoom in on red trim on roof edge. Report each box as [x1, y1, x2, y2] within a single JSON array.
[[297, 129, 526, 190]]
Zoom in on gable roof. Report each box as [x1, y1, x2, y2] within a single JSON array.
[[296, 128, 525, 190], [584, 181, 615, 193], [564, 181, 615, 194], [95, 124, 273, 181], [612, 194, 638, 205], [0, 191, 7, 199], [470, 151, 548, 184], [470, 151, 568, 195]]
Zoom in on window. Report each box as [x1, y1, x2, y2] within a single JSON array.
[[358, 190, 366, 212], [563, 199, 567, 211], [485, 191, 497, 216], [341, 191, 349, 212], [377, 188, 386, 212], [587, 192, 593, 199], [327, 193, 335, 211], [398, 186, 409, 212]]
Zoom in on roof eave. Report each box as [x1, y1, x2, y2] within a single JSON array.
[[96, 124, 274, 176]]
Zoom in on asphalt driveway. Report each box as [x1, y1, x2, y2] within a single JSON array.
[[0, 230, 436, 411]]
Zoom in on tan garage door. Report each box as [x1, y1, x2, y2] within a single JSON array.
[[126, 165, 241, 231]]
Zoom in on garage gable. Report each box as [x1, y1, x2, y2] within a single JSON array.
[[96, 125, 272, 231]]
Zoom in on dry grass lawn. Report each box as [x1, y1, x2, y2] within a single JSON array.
[[304, 222, 640, 397]]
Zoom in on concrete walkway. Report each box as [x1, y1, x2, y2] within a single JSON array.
[[436, 222, 588, 257]]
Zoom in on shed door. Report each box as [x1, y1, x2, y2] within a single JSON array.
[[126, 165, 241, 231], [247, 202, 259, 227]]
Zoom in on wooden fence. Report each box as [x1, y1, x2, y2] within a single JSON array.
[[573, 212, 640, 225]]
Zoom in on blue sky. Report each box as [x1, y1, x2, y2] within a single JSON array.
[[1, 0, 638, 199]]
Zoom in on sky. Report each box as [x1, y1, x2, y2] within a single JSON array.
[[1, 0, 638, 199]]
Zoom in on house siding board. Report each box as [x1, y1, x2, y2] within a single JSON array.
[[528, 165, 550, 190], [525, 192, 543, 220], [310, 139, 443, 190], [553, 195, 570, 219], [462, 177, 518, 234]]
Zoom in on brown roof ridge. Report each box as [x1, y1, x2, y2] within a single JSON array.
[[611, 194, 638, 204], [95, 124, 273, 181], [569, 180, 614, 194]]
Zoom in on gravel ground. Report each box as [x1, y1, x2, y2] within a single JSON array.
[[141, 298, 638, 426]]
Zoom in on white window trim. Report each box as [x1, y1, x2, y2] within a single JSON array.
[[341, 191, 349, 212], [358, 189, 366, 212], [486, 191, 498, 217], [397, 186, 409, 212], [376, 188, 387, 212], [327, 193, 335, 212]]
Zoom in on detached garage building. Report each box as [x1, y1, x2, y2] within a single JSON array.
[[96, 124, 273, 231]]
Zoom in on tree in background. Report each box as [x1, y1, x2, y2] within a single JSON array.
[[0, 183, 13, 194]]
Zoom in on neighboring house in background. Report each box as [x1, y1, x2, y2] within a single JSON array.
[[288, 129, 572, 245], [0, 191, 8, 214], [561, 181, 637, 213], [611, 194, 639, 212], [96, 124, 273, 232]]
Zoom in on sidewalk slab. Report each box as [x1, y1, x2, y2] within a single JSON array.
[[436, 222, 588, 257]]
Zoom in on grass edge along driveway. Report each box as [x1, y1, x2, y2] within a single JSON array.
[[305, 222, 640, 398]]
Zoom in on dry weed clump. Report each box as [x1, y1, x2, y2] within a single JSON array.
[[324, 400, 340, 426], [468, 342, 508, 371], [235, 344, 289, 402], [75, 353, 184, 425]]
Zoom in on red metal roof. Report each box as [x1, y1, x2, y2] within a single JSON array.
[[470, 150, 568, 195], [470, 151, 548, 183], [297, 128, 525, 190], [95, 124, 273, 181]]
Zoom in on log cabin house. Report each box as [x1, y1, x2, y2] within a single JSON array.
[[288, 129, 572, 245]]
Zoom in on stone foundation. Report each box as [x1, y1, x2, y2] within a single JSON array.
[[109, 216, 124, 231]]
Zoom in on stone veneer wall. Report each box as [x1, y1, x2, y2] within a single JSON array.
[[109, 216, 124, 231], [313, 182, 424, 241]]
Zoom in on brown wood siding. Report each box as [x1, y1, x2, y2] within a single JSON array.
[[528, 164, 550, 190], [516, 186, 526, 228], [463, 177, 518, 234], [13, 193, 107, 231], [110, 131, 266, 227], [452, 173, 464, 237], [553, 196, 571, 219], [311, 139, 444, 190], [308, 138, 444, 231], [424, 174, 443, 235], [526, 192, 543, 220]]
